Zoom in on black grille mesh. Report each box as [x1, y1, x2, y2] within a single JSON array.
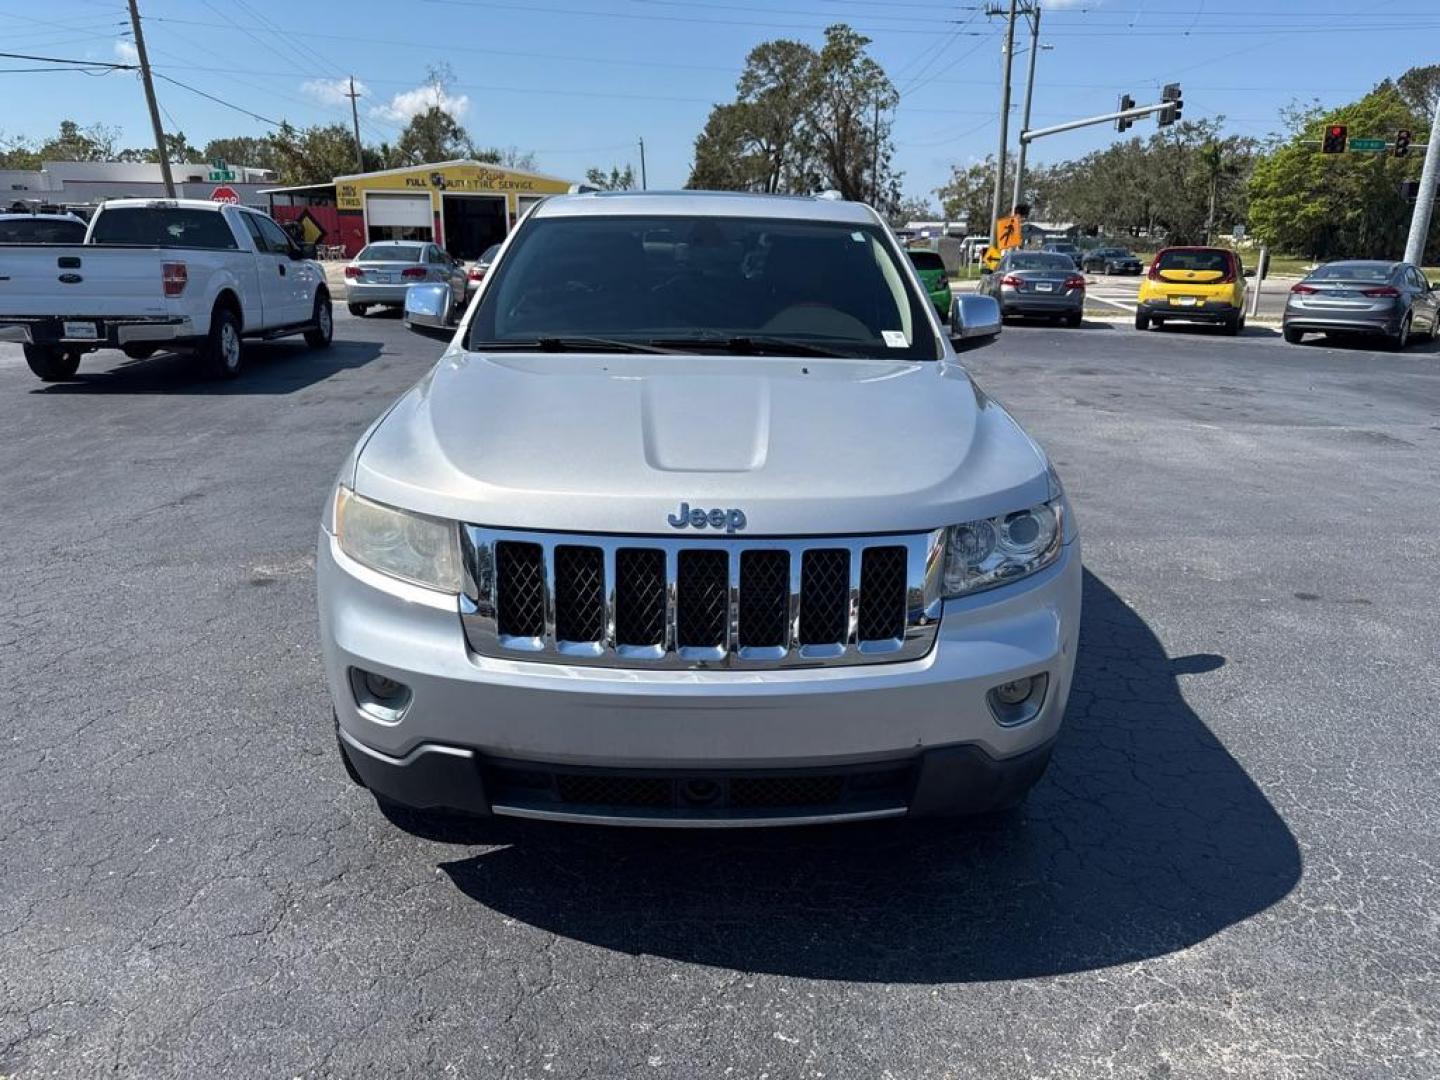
[[676, 550, 729, 649], [738, 550, 790, 648], [495, 542, 545, 638], [614, 548, 666, 646], [858, 546, 908, 641], [798, 549, 850, 645], [485, 763, 914, 815], [553, 545, 605, 643]]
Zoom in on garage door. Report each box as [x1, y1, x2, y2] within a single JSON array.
[[365, 193, 432, 228]]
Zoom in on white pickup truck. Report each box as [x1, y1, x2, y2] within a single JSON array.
[[0, 198, 332, 382]]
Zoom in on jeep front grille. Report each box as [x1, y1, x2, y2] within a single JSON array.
[[461, 527, 944, 669]]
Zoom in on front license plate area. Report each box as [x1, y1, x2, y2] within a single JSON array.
[[61, 320, 98, 339]]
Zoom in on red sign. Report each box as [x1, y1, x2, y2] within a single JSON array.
[[210, 185, 240, 204]]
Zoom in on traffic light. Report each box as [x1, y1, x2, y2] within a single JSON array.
[[1159, 83, 1183, 127], [1321, 124, 1348, 154], [1116, 94, 1135, 132], [1395, 129, 1412, 158]]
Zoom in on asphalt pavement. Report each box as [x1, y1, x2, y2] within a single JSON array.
[[3, 313, 1438, 1078]]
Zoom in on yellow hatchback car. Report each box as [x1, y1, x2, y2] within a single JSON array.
[[1135, 246, 1247, 335]]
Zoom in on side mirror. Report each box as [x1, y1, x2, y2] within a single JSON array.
[[404, 282, 455, 341], [950, 293, 1002, 345]]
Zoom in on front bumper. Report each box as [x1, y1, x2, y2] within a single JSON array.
[[0, 316, 196, 347], [318, 529, 1082, 823], [1139, 298, 1239, 323]]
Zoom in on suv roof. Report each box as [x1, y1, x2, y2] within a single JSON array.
[[532, 190, 881, 225]]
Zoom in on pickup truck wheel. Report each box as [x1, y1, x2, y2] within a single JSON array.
[[121, 344, 158, 360], [23, 344, 82, 382], [304, 294, 334, 348], [201, 307, 243, 379], [347, 302, 368, 317]]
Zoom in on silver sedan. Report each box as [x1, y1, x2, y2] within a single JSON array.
[[344, 241, 468, 317], [1283, 261, 1439, 349], [979, 250, 1086, 326]]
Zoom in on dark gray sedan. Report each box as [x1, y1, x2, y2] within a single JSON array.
[[1283, 261, 1439, 349], [979, 250, 1086, 325], [1080, 247, 1142, 275]]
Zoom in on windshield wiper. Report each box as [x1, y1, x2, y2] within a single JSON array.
[[647, 336, 857, 358], [469, 337, 671, 354]]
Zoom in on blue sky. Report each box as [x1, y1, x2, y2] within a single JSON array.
[[3, 0, 1438, 203]]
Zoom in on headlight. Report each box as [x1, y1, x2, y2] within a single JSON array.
[[334, 487, 464, 593], [943, 501, 1062, 598]]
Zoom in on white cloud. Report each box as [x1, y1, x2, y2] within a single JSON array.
[[114, 39, 139, 65], [369, 85, 470, 124], [301, 77, 367, 107]]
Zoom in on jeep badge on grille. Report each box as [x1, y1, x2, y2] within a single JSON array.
[[667, 502, 747, 533]]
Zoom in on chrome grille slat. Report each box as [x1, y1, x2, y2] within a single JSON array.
[[462, 528, 944, 670]]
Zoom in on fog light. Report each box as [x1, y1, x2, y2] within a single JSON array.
[[994, 677, 1034, 705], [987, 673, 1048, 727], [349, 667, 412, 723], [363, 671, 404, 701]]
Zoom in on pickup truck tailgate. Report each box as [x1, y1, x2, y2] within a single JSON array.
[[0, 246, 174, 317]]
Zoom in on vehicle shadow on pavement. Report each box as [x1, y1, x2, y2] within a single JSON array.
[[28, 339, 385, 396], [426, 570, 1302, 982]]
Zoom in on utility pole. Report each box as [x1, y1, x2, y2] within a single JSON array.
[[638, 136, 647, 190], [1403, 103, 1440, 265], [988, 0, 1019, 241], [126, 0, 174, 197], [345, 77, 364, 173], [1011, 5, 1042, 213], [872, 95, 882, 206]]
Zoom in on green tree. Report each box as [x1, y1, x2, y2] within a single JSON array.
[[392, 105, 473, 165], [890, 195, 938, 227], [35, 120, 119, 162], [1390, 64, 1440, 122], [203, 136, 280, 172], [686, 23, 900, 207], [935, 156, 1013, 235], [1247, 83, 1424, 259], [0, 132, 40, 170], [271, 121, 383, 184], [585, 164, 635, 191]]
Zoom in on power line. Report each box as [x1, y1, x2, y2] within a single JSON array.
[[0, 50, 132, 69], [152, 72, 283, 126]]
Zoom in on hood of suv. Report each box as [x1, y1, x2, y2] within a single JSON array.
[[352, 349, 1052, 536]]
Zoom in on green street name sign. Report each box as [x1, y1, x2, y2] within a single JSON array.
[[1348, 138, 1387, 151]]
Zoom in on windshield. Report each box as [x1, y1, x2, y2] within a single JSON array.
[[479, 244, 501, 263], [358, 244, 421, 262], [467, 214, 940, 359], [908, 251, 945, 272], [1009, 253, 1075, 271], [1156, 249, 1230, 274], [1308, 263, 1393, 283], [0, 217, 87, 243]]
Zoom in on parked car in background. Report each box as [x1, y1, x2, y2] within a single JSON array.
[[979, 250, 1086, 326], [1135, 246, 1247, 335], [344, 241, 467, 317], [322, 190, 1077, 829], [464, 242, 502, 300], [907, 249, 951, 316], [0, 212, 87, 244], [1041, 242, 1080, 264], [1282, 261, 1438, 350], [1080, 247, 1142, 275], [0, 198, 331, 381]]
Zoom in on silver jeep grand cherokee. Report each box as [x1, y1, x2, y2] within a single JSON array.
[[317, 191, 1081, 827]]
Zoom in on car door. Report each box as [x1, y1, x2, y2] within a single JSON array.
[[1408, 267, 1439, 330], [239, 212, 290, 330], [253, 213, 312, 325]]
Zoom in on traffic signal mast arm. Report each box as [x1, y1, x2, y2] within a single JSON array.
[[1021, 98, 1174, 144]]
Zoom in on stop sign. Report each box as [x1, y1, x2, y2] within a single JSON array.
[[210, 185, 240, 204]]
